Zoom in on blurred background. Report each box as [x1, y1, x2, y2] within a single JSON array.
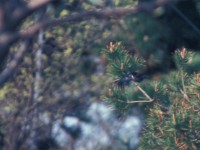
[[0, 0, 200, 149]]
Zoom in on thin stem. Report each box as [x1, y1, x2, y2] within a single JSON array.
[[181, 59, 186, 93], [114, 81, 154, 104], [116, 98, 153, 104], [133, 81, 154, 102], [181, 59, 189, 101], [169, 4, 200, 36], [33, 8, 45, 102]]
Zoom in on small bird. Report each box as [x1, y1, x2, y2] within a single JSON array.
[[115, 71, 146, 87], [131, 71, 146, 82]]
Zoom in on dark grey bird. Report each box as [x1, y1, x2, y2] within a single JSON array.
[[115, 71, 146, 87]]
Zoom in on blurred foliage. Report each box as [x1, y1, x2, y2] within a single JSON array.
[[0, 0, 200, 149]]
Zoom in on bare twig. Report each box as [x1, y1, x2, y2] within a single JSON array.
[[169, 3, 200, 36], [114, 82, 154, 104], [27, 0, 56, 9], [133, 81, 154, 102], [0, 40, 30, 87], [0, 0, 55, 74], [33, 29, 44, 102], [20, 0, 182, 38], [116, 98, 154, 104]]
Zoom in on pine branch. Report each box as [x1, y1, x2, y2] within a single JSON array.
[[179, 48, 190, 101], [105, 42, 155, 105]]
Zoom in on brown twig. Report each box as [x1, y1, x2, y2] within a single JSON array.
[[133, 81, 154, 102], [0, 40, 31, 87], [116, 98, 153, 104], [20, 0, 182, 38]]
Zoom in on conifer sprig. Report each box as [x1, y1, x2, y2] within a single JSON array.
[[104, 42, 155, 105], [174, 48, 193, 101], [105, 42, 144, 78]]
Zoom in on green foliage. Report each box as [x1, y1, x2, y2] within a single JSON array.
[[139, 72, 200, 149], [104, 43, 162, 110], [174, 48, 193, 70], [104, 44, 200, 149], [105, 42, 145, 78]]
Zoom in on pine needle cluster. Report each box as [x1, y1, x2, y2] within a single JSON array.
[[104, 43, 200, 149]]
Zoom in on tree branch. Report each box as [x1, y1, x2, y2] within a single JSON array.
[[16, 0, 56, 23], [20, 0, 183, 38], [0, 0, 56, 72], [0, 40, 31, 87], [27, 0, 56, 9]]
